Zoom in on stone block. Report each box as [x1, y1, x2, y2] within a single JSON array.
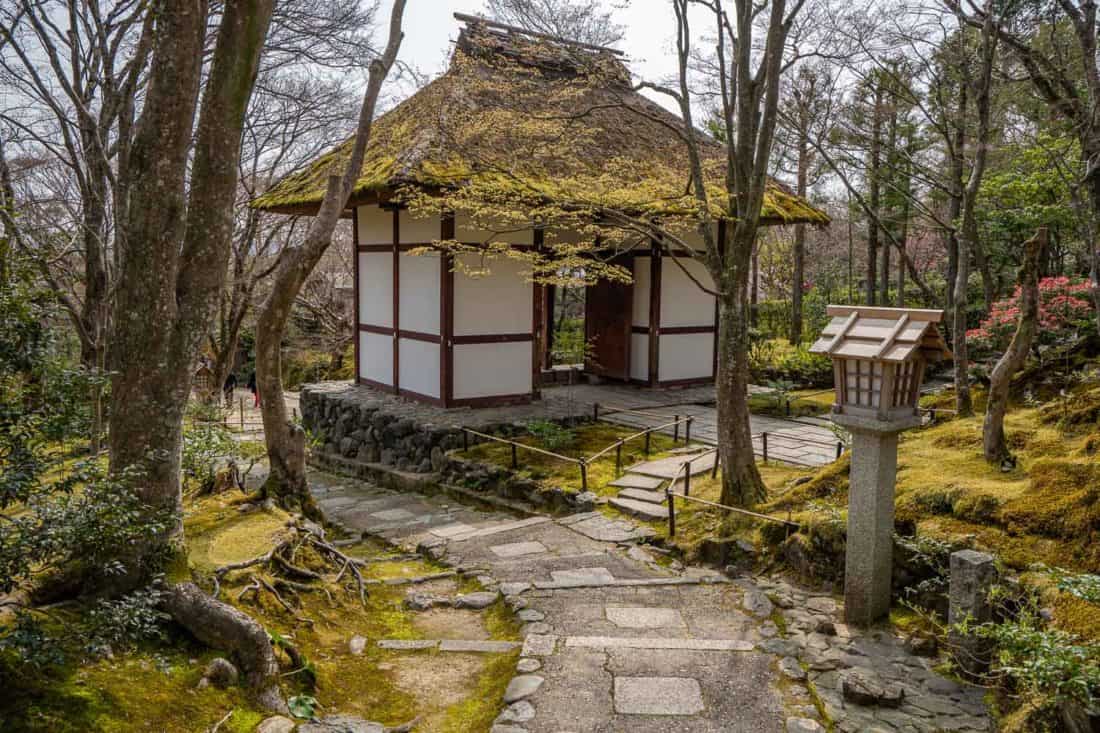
[[948, 549, 997, 676]]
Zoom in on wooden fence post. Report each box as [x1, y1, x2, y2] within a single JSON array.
[[463, 429, 469, 453], [762, 432, 768, 464], [579, 460, 588, 492], [644, 430, 651, 456], [674, 415, 680, 443], [615, 440, 623, 477], [667, 490, 676, 537], [683, 464, 691, 497], [686, 416, 692, 445], [511, 443, 518, 470], [593, 403, 600, 422], [239, 398, 244, 430]]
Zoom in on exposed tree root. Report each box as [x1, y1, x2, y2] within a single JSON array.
[[164, 582, 288, 714]]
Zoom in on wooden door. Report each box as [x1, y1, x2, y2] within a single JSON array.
[[585, 276, 632, 380]]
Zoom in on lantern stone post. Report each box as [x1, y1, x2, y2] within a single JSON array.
[[810, 306, 951, 627]]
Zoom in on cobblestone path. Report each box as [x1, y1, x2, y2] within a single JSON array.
[[309, 468, 992, 733]]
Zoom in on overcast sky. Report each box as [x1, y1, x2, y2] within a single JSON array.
[[388, 1, 710, 111]]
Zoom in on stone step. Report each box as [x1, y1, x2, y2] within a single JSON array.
[[627, 453, 717, 479], [609, 496, 668, 521], [608, 473, 665, 491], [617, 488, 666, 505]]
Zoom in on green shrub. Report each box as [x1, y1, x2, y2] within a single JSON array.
[[526, 420, 575, 451]]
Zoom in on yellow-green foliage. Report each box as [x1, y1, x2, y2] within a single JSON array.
[[459, 422, 679, 495]]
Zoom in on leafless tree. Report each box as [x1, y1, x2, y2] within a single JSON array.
[[485, 0, 629, 47], [255, 0, 407, 513]]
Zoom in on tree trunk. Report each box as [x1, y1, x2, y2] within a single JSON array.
[[108, 0, 274, 581], [716, 228, 766, 507], [983, 229, 1044, 465], [866, 83, 884, 306], [790, 121, 809, 344], [257, 1, 406, 508]]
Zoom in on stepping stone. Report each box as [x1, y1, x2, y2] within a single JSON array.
[[490, 541, 548, 558], [617, 488, 666, 505], [521, 634, 557, 656], [609, 496, 667, 521], [503, 675, 544, 703], [566, 636, 754, 652], [370, 507, 416, 521], [608, 474, 665, 491], [606, 607, 684, 629], [613, 676, 705, 715], [439, 640, 520, 653], [550, 567, 615, 584], [563, 514, 656, 543], [377, 639, 438, 650], [627, 453, 716, 479], [430, 522, 476, 538]]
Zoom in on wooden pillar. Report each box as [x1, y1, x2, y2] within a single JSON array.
[[391, 206, 400, 392], [648, 239, 662, 387], [532, 227, 545, 399], [352, 207, 361, 386], [440, 212, 455, 406]]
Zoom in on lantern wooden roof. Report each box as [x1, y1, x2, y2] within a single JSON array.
[[809, 306, 952, 364]]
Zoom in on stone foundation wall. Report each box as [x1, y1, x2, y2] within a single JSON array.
[[300, 383, 595, 515], [300, 385, 460, 474]]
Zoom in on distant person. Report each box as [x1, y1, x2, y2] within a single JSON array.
[[223, 373, 237, 407], [248, 371, 261, 408]]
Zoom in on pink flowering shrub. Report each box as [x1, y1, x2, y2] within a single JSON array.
[[967, 276, 1095, 356]]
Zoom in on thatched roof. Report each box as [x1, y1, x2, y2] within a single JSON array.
[[252, 16, 829, 226]]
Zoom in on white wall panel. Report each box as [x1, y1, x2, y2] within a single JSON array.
[[632, 256, 651, 328], [357, 205, 392, 244], [660, 258, 715, 328], [398, 339, 440, 398], [658, 333, 713, 381], [453, 342, 532, 399], [630, 333, 649, 382], [399, 210, 440, 244], [453, 255, 532, 336], [398, 252, 440, 334], [358, 252, 392, 327], [359, 331, 393, 385], [455, 213, 534, 245]]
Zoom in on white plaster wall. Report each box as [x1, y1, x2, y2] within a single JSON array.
[[357, 204, 392, 244], [398, 339, 440, 398], [453, 342, 532, 399], [630, 333, 649, 382], [359, 331, 393, 385], [660, 258, 715, 328], [632, 256, 651, 328], [358, 251, 392, 328], [455, 213, 534, 245], [398, 252, 440, 334], [453, 254, 533, 336], [659, 333, 713, 381], [399, 210, 440, 244]]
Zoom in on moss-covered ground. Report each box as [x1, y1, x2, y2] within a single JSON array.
[[1, 490, 520, 732]]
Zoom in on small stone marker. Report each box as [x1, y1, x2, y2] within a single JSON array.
[[490, 541, 548, 558], [613, 676, 705, 715], [948, 549, 997, 676], [605, 606, 684, 629]]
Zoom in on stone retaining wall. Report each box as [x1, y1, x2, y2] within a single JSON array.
[[300, 383, 595, 515]]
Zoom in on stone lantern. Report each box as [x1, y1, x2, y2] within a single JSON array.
[[810, 306, 951, 625]]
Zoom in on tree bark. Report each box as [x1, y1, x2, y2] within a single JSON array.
[[866, 82, 884, 306], [983, 228, 1044, 465], [789, 104, 809, 344], [717, 227, 766, 506], [164, 582, 287, 713], [256, 0, 406, 509], [108, 0, 274, 579]]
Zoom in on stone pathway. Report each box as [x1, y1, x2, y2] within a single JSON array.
[[309, 468, 993, 733]]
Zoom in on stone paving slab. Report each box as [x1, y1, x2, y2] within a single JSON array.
[[608, 474, 666, 490], [613, 676, 705, 715], [565, 636, 756, 651], [489, 540, 548, 558], [605, 606, 685, 629]]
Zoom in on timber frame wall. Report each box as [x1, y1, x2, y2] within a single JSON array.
[[353, 204, 542, 408], [352, 203, 717, 408]]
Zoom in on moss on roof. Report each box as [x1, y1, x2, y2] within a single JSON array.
[[252, 23, 829, 226]]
